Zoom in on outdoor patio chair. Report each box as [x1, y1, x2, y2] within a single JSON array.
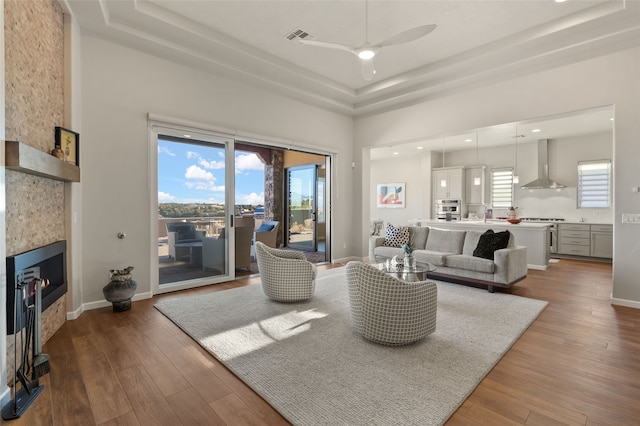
[[166, 221, 205, 261]]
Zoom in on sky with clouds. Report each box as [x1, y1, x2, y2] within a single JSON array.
[[158, 139, 264, 205]]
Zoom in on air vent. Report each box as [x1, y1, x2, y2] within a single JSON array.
[[285, 28, 314, 41]]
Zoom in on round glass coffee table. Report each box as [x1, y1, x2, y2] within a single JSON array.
[[374, 258, 436, 282]]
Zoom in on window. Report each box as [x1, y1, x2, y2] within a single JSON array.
[[578, 160, 611, 208], [491, 168, 514, 208]]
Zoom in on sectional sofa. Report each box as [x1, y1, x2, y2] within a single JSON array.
[[369, 226, 528, 292]]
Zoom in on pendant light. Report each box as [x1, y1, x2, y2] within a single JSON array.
[[440, 138, 447, 187], [513, 127, 520, 184], [474, 133, 481, 185]]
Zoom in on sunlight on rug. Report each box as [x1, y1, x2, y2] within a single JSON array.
[[155, 267, 547, 426]]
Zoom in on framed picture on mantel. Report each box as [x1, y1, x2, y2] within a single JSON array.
[[376, 182, 405, 208], [55, 126, 79, 166]]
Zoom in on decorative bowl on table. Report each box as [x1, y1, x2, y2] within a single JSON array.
[[507, 219, 521, 224]]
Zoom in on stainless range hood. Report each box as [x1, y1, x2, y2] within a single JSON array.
[[520, 139, 566, 189]]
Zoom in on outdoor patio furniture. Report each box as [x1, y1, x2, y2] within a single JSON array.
[[166, 221, 205, 261]]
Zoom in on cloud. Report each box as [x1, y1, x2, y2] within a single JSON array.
[[236, 192, 264, 205], [158, 146, 176, 156], [158, 191, 175, 201], [185, 182, 225, 192], [187, 151, 224, 169], [185, 165, 214, 181], [236, 153, 264, 173]]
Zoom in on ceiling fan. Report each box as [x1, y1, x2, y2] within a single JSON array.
[[298, 0, 436, 81]]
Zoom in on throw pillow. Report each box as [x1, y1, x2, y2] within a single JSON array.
[[382, 224, 410, 247], [473, 230, 511, 260], [256, 223, 275, 232]]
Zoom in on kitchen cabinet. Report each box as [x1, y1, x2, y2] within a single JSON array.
[[464, 166, 485, 205], [558, 223, 613, 258], [590, 224, 613, 258], [558, 223, 590, 256], [433, 167, 464, 200]]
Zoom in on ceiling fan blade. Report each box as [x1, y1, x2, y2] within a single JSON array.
[[298, 39, 355, 54], [377, 24, 437, 47], [362, 59, 376, 81]]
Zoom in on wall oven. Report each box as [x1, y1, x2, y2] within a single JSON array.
[[435, 199, 461, 221]]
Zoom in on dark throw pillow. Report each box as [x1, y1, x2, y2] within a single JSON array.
[[256, 223, 275, 232], [473, 230, 510, 260], [383, 224, 410, 247]]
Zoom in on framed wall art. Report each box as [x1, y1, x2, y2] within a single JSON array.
[[376, 183, 405, 208], [55, 126, 80, 166]]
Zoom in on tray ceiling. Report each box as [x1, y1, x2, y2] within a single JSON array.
[[64, 0, 640, 116]]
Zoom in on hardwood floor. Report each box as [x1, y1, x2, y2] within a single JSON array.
[[4, 259, 639, 425]]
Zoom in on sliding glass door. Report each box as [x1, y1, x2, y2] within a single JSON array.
[[154, 128, 235, 293], [286, 163, 329, 255]]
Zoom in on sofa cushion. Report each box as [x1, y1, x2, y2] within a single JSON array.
[[463, 230, 488, 256], [446, 254, 496, 274], [382, 224, 409, 247], [473, 230, 511, 260], [409, 226, 429, 250], [413, 250, 452, 267], [425, 228, 466, 254], [373, 246, 403, 260]]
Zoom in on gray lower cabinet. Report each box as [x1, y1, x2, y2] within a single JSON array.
[[590, 224, 613, 258], [558, 223, 612, 258]]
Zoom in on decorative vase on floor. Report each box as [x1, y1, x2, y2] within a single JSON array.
[[404, 254, 416, 270], [103, 266, 137, 312]]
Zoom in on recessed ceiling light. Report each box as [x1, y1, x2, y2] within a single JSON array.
[[184, 134, 191, 138], [531, 129, 541, 133], [554, 0, 567, 3], [610, 118, 614, 121], [417, 146, 423, 150], [464, 139, 473, 143], [393, 152, 399, 155]]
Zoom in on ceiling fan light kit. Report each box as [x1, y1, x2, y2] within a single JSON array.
[[298, 1, 436, 81]]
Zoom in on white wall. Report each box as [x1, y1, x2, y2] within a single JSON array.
[[370, 155, 428, 226], [79, 36, 353, 308], [356, 47, 640, 307]]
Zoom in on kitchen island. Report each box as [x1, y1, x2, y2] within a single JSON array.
[[411, 219, 550, 270]]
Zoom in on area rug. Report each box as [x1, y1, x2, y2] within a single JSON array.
[[155, 267, 547, 426]]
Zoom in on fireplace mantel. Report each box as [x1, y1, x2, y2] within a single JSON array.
[[5, 140, 80, 182]]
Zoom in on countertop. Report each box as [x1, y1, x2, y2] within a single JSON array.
[[421, 219, 551, 229], [557, 221, 613, 226]]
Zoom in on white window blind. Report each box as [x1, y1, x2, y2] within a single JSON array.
[[491, 168, 514, 208], [578, 160, 611, 208]]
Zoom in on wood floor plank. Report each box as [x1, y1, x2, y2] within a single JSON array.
[[20, 260, 640, 425], [72, 334, 132, 424], [165, 388, 226, 425], [116, 364, 182, 426], [209, 393, 269, 426]]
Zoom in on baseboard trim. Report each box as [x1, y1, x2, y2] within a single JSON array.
[[527, 264, 548, 271], [67, 291, 153, 320], [333, 256, 362, 264], [610, 295, 640, 309], [1, 386, 11, 413]]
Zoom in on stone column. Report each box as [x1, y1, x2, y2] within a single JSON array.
[[264, 149, 284, 247]]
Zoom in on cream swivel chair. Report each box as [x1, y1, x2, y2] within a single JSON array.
[[255, 241, 316, 302], [346, 261, 437, 346]]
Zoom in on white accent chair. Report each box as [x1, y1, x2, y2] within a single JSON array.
[[346, 261, 437, 346], [255, 241, 316, 302]]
